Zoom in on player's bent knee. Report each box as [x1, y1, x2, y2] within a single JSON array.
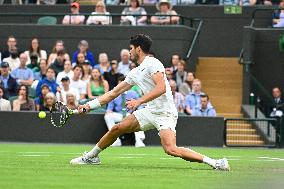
[[109, 124, 124, 135]]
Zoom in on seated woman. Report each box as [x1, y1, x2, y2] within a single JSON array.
[[40, 92, 56, 111], [24, 38, 47, 66], [151, 0, 179, 25], [82, 61, 92, 84], [94, 53, 111, 74], [121, 0, 147, 26], [12, 84, 35, 111], [87, 68, 109, 99], [66, 92, 78, 110], [86, 1, 112, 25], [71, 40, 96, 68], [34, 84, 51, 111], [47, 40, 70, 65]]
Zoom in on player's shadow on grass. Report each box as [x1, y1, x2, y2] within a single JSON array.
[[103, 164, 212, 171]]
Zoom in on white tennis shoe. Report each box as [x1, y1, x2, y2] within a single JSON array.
[[215, 158, 230, 171], [70, 153, 101, 165]]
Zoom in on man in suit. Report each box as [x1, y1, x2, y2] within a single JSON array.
[[0, 85, 11, 111], [270, 87, 284, 117], [0, 62, 17, 99]]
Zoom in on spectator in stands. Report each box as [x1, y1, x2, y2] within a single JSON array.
[[3, 47, 20, 71], [27, 53, 40, 73], [94, 53, 111, 74], [169, 54, 180, 73], [0, 62, 17, 99], [129, 62, 137, 70], [36, 67, 59, 97], [12, 84, 35, 111], [11, 53, 34, 86], [104, 60, 124, 90], [165, 67, 173, 80], [66, 91, 78, 110], [86, 1, 111, 25], [143, 0, 158, 4], [82, 61, 92, 84], [120, 0, 147, 25], [50, 50, 66, 76], [191, 94, 216, 117], [70, 65, 87, 100], [173, 60, 187, 89], [24, 38, 47, 65], [1, 35, 18, 61], [34, 83, 50, 111], [34, 59, 48, 81], [104, 76, 145, 147], [62, 2, 85, 25], [72, 52, 89, 67], [169, 79, 185, 113], [87, 68, 109, 99], [185, 79, 206, 115], [72, 40, 95, 67], [273, 1, 284, 27], [0, 86, 11, 111], [48, 40, 70, 65], [179, 72, 195, 97], [56, 76, 80, 104], [117, 49, 131, 76], [40, 92, 56, 111], [56, 60, 74, 84], [270, 87, 284, 117], [151, 0, 179, 25], [219, 0, 256, 5]]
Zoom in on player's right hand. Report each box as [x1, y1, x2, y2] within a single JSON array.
[[78, 104, 90, 113]]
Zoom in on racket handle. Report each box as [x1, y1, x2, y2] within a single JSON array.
[[72, 108, 87, 114]]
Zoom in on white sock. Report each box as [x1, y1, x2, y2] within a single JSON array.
[[86, 144, 102, 158], [203, 156, 217, 168]]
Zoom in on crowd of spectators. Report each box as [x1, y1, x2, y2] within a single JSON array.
[[0, 35, 216, 117], [0, 0, 278, 6]]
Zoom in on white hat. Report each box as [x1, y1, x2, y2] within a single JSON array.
[[156, 0, 172, 11]]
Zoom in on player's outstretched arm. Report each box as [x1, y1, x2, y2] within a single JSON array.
[[78, 81, 132, 112], [126, 72, 166, 110]]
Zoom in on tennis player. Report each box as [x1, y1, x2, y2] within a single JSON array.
[[70, 34, 230, 171]]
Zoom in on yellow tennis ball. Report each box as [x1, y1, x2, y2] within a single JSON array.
[[38, 111, 46, 119]]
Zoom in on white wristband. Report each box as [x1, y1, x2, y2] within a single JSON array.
[[87, 98, 101, 109]]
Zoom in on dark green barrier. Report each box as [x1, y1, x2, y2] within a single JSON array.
[[0, 111, 224, 147]]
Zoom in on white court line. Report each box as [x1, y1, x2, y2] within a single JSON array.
[[18, 154, 51, 157]]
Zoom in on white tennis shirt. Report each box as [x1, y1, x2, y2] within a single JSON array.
[[125, 56, 178, 116]]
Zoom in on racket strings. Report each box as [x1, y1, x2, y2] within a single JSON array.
[[50, 102, 72, 128]]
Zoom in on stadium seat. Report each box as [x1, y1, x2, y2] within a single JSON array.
[[37, 16, 57, 25]]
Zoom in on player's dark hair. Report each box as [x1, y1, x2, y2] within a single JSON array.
[[130, 34, 152, 54], [200, 94, 209, 101]]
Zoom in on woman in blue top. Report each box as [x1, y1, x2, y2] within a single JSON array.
[[72, 40, 96, 67]]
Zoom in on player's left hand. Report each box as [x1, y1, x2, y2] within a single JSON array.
[[126, 99, 142, 111]]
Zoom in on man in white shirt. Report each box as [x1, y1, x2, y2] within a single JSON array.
[[117, 49, 132, 76], [70, 65, 86, 100], [70, 34, 230, 171], [56, 76, 80, 104], [3, 47, 20, 71], [56, 60, 74, 84], [62, 2, 85, 25], [0, 86, 11, 111]]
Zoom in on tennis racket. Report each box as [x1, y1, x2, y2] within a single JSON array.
[[49, 101, 86, 128]]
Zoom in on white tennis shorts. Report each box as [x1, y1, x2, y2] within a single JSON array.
[[133, 108, 178, 133]]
